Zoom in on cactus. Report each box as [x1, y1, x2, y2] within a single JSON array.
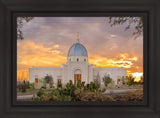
[[34, 80, 109, 101]]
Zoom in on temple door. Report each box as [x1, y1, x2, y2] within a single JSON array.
[[74, 74, 81, 84]]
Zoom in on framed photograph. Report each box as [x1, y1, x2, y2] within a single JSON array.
[[0, 0, 160, 118], [16, 16, 144, 103]]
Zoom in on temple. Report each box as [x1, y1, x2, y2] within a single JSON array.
[[29, 32, 127, 88]]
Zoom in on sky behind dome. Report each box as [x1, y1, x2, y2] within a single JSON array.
[[17, 17, 143, 81]]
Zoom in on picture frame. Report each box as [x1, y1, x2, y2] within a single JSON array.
[[0, 0, 160, 118]]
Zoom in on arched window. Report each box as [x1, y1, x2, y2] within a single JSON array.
[[77, 58, 79, 62], [84, 59, 86, 61]]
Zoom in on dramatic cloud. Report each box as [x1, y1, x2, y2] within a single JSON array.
[[17, 17, 143, 81]]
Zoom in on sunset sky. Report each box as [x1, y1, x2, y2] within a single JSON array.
[[17, 17, 143, 81]]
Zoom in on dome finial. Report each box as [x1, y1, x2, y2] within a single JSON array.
[[77, 32, 80, 43]]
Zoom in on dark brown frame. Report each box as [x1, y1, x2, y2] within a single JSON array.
[[0, 0, 160, 118]]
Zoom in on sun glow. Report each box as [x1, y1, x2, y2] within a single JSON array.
[[132, 72, 143, 82]]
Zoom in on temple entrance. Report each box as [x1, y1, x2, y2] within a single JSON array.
[[74, 74, 81, 84], [117, 79, 120, 85], [74, 69, 81, 85]]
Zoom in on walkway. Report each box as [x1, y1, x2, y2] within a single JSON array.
[[103, 89, 137, 95], [17, 95, 33, 101]]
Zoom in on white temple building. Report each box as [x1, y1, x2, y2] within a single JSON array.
[[29, 32, 127, 88]]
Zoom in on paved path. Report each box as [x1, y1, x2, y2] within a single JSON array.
[[17, 95, 33, 101], [103, 89, 137, 95]]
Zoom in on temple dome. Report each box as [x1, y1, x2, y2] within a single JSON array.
[[68, 43, 88, 57]]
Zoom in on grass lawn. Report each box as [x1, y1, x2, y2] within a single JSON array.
[[17, 88, 39, 96]]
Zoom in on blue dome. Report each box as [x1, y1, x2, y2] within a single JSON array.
[[68, 43, 88, 57]]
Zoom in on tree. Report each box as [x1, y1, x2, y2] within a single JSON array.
[[96, 72, 101, 87], [44, 74, 53, 88], [44, 74, 53, 84], [17, 17, 34, 40], [126, 74, 135, 86], [108, 17, 143, 39], [139, 76, 143, 84], [22, 80, 26, 92], [102, 75, 112, 87]]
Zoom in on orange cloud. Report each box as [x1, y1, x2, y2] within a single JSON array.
[[17, 40, 67, 81], [88, 53, 142, 76], [17, 41, 143, 81]]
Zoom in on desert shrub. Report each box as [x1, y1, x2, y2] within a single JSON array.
[[126, 75, 135, 86], [21, 80, 26, 92], [21, 85, 26, 92], [63, 96, 72, 101], [17, 81, 28, 92], [37, 88, 45, 97], [34, 80, 143, 102], [50, 82, 54, 88], [38, 78, 43, 83], [25, 81, 30, 89], [139, 76, 143, 84], [113, 89, 143, 101], [107, 80, 115, 88], [121, 76, 126, 85], [102, 76, 112, 87], [86, 82, 99, 92], [32, 94, 40, 101], [30, 83, 35, 89], [58, 82, 62, 88], [34, 80, 107, 101], [74, 88, 113, 101], [41, 86, 46, 89], [17, 84, 22, 92]]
